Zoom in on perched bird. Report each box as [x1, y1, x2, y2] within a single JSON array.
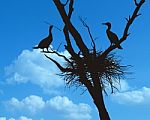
[[33, 25, 53, 51], [102, 22, 123, 49]]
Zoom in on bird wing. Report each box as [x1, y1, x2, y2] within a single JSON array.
[[107, 31, 123, 49], [37, 37, 50, 48], [107, 30, 119, 44]]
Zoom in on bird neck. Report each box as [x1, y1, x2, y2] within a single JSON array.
[[107, 25, 111, 31], [49, 28, 52, 34], [48, 32, 52, 39], [49, 28, 53, 36]]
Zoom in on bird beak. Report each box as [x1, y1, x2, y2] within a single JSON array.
[[102, 23, 106, 25]]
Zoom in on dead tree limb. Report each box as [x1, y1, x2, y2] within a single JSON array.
[[98, 0, 145, 60], [43, 49, 72, 65], [45, 54, 74, 72], [41, 0, 145, 120], [79, 17, 96, 55], [53, 0, 90, 57]]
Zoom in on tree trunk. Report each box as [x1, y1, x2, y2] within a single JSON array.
[[94, 90, 110, 120], [88, 87, 110, 120], [87, 71, 111, 120]]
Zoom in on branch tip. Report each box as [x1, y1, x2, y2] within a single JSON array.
[[127, 33, 131, 36], [62, 0, 70, 6], [136, 13, 142, 17], [134, 0, 138, 6], [79, 17, 96, 53], [98, 0, 145, 60], [125, 18, 129, 22]]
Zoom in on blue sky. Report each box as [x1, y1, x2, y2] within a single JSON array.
[[0, 0, 150, 120]]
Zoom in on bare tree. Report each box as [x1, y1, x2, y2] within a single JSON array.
[[36, 0, 145, 119]]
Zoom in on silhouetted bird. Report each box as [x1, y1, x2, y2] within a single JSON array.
[[102, 22, 123, 49], [33, 25, 53, 51]]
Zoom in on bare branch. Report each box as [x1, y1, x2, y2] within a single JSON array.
[[43, 48, 72, 65], [35, 1, 145, 119], [62, 0, 70, 6], [45, 54, 65, 72], [134, 0, 139, 6], [80, 88, 87, 95], [136, 13, 142, 17], [62, 0, 76, 59], [63, 26, 80, 61], [68, 0, 74, 19], [79, 17, 96, 53], [120, 0, 145, 42], [56, 42, 62, 51], [53, 0, 90, 57], [98, 0, 145, 60], [125, 15, 131, 22], [62, 0, 74, 55], [125, 17, 129, 22], [45, 54, 73, 72]]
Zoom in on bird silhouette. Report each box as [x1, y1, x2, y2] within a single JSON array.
[[102, 22, 123, 49], [33, 25, 53, 51]]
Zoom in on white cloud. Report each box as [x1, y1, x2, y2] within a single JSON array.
[[0, 116, 32, 120], [105, 79, 130, 94], [9, 116, 32, 120], [6, 95, 45, 115], [118, 80, 130, 92], [8, 118, 15, 120], [0, 117, 6, 120], [4, 49, 70, 94], [47, 96, 91, 120], [5, 95, 91, 120], [112, 86, 150, 104], [18, 116, 32, 120], [110, 80, 150, 105]]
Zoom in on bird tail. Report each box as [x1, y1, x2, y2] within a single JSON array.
[[117, 44, 123, 49], [33, 46, 39, 49]]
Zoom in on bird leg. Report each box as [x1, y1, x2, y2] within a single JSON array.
[[110, 43, 114, 46], [42, 49, 45, 52], [46, 47, 49, 52]]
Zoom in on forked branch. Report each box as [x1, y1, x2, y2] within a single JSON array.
[[53, 0, 90, 57], [98, 0, 145, 60], [134, 0, 139, 6], [43, 48, 72, 65], [45, 54, 73, 72], [62, 0, 70, 6]]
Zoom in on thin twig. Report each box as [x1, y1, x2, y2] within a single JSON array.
[[79, 16, 96, 55], [56, 42, 62, 51], [68, 0, 74, 19], [45, 54, 73, 72], [134, 0, 138, 6], [45, 54, 66, 72], [62, 0, 70, 6], [43, 48, 72, 65]]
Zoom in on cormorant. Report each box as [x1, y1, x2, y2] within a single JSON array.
[[102, 22, 123, 49], [33, 25, 53, 51]]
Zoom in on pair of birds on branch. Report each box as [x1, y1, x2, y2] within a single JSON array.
[[33, 22, 122, 51]]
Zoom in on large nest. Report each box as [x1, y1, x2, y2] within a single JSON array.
[[60, 51, 130, 93], [97, 53, 130, 94]]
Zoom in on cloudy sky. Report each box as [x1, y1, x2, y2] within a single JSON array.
[[0, 0, 150, 120]]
